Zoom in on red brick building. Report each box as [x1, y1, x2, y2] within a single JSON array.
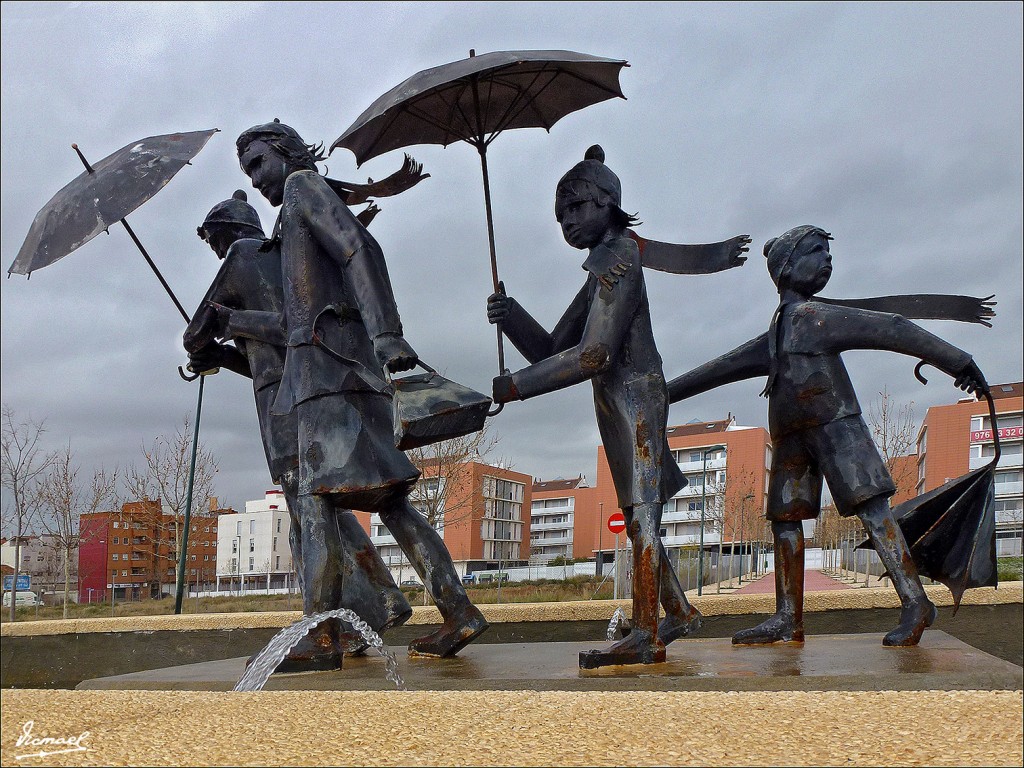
[[78, 499, 225, 602], [912, 381, 1023, 555], [572, 417, 772, 565], [360, 460, 533, 579]]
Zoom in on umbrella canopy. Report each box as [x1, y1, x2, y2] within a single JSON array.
[[859, 390, 1001, 611], [9, 128, 218, 277], [332, 50, 628, 163]]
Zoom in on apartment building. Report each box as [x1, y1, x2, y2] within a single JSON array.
[[215, 489, 296, 592], [913, 381, 1023, 556], [365, 460, 532, 580], [78, 499, 222, 602], [529, 476, 596, 563], [579, 417, 772, 565], [0, 534, 75, 598]]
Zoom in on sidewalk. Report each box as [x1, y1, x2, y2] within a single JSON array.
[[735, 569, 851, 595]]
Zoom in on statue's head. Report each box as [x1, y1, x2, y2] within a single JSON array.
[[554, 145, 636, 250], [197, 190, 265, 259], [764, 225, 833, 296], [235, 119, 325, 206]]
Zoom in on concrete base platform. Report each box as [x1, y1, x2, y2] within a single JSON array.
[[77, 631, 1023, 692]]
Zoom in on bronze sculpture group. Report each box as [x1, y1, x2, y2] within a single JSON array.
[[183, 114, 993, 671]]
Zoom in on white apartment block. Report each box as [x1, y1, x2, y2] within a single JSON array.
[[215, 489, 295, 591]]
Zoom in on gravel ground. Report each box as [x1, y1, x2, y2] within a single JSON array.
[[1, 689, 1021, 766]]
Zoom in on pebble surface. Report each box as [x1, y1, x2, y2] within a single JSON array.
[[2, 689, 1021, 766]]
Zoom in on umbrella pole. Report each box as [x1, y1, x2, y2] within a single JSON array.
[[477, 145, 507, 376], [174, 375, 205, 614], [71, 144, 205, 615]]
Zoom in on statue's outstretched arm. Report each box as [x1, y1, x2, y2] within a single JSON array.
[[667, 332, 770, 403]]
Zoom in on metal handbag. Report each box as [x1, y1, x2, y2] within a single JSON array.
[[387, 362, 492, 450]]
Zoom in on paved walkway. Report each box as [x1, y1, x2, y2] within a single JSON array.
[[735, 569, 851, 595]]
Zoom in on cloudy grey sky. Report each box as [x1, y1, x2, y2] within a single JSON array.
[[2, 2, 1021, 515]]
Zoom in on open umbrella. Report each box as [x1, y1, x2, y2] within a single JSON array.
[[8, 129, 218, 615], [331, 49, 629, 381], [859, 367, 1001, 611]]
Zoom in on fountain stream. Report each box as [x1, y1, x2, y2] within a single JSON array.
[[606, 606, 628, 641], [233, 608, 405, 692]]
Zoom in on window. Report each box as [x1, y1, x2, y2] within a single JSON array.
[[249, 520, 256, 534], [248, 557, 254, 571], [236, 521, 242, 536], [112, 554, 118, 561], [275, 556, 280, 570], [121, 570, 128, 576], [276, 518, 282, 533], [231, 540, 238, 554], [273, 537, 277, 552], [204, 526, 209, 533], [212, 526, 217, 533], [113, 522, 120, 528], [112, 537, 118, 545], [249, 538, 255, 552], [191, 554, 196, 561], [204, 555, 209, 561]]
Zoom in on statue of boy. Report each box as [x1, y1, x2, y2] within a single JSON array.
[[226, 121, 487, 657], [488, 146, 711, 668], [667, 225, 989, 646], [184, 190, 411, 669]]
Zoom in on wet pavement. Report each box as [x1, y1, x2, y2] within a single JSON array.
[[75, 631, 1022, 693]]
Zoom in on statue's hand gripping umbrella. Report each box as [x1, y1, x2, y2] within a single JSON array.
[[331, 49, 631, 413], [8, 128, 219, 614]]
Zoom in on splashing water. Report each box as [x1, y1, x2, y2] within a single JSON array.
[[606, 606, 628, 641], [233, 608, 405, 692]]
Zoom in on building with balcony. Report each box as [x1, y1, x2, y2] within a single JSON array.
[[529, 476, 595, 563], [363, 460, 532, 581], [580, 416, 772, 567], [215, 490, 296, 592], [913, 381, 1023, 556], [0, 534, 74, 600], [78, 499, 223, 602]]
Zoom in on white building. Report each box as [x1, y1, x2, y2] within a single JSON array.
[[215, 489, 295, 592], [529, 476, 586, 564]]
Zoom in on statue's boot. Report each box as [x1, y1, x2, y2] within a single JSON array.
[[335, 510, 412, 655], [580, 503, 665, 668], [733, 521, 805, 645], [858, 500, 937, 647], [622, 506, 702, 644], [380, 499, 489, 657]]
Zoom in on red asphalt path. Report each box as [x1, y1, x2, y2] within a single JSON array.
[[734, 569, 851, 594]]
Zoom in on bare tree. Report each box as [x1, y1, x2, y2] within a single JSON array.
[[124, 415, 218, 597], [37, 444, 119, 618], [403, 423, 501, 530], [868, 387, 918, 496], [1, 405, 55, 619]]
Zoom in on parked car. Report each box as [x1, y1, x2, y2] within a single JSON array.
[[2, 590, 40, 607], [400, 580, 422, 588]]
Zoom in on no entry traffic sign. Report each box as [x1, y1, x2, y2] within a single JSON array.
[[607, 511, 627, 535]]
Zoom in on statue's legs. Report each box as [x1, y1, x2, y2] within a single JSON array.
[[732, 521, 805, 644], [266, 492, 346, 671], [857, 497, 936, 646], [378, 498, 488, 657], [335, 508, 412, 636], [580, 502, 666, 668], [621, 506, 702, 643]]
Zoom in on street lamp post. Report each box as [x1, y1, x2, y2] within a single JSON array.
[[738, 493, 755, 585], [597, 502, 604, 577], [697, 445, 725, 597]]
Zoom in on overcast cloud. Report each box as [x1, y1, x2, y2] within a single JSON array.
[[2, 1, 1021, 517]]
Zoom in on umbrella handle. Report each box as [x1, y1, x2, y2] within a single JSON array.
[[916, 361, 1001, 464], [178, 366, 200, 382]]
